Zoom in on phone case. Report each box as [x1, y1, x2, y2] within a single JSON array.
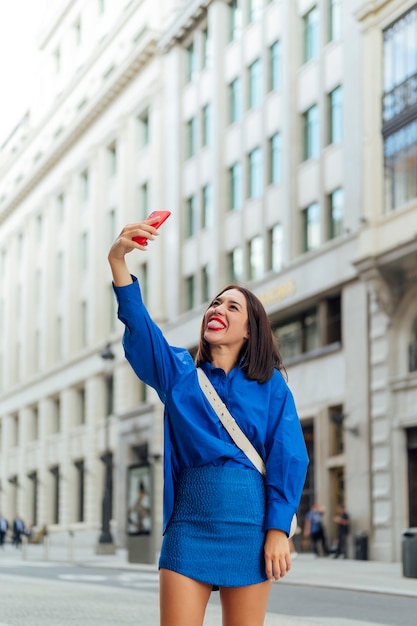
[[132, 211, 171, 245]]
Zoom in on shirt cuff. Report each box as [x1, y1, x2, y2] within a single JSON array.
[[265, 500, 296, 536]]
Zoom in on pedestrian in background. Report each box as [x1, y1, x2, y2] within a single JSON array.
[[304, 503, 329, 557], [0, 513, 8, 547], [12, 514, 25, 548], [108, 218, 309, 626], [332, 505, 350, 559]]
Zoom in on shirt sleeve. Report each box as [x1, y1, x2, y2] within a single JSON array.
[[113, 276, 189, 401], [264, 377, 309, 534]]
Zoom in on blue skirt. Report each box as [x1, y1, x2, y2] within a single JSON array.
[[159, 465, 268, 587]]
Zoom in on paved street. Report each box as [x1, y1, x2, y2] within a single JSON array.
[[0, 543, 416, 626]]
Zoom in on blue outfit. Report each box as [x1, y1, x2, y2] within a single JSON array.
[[114, 276, 309, 585]]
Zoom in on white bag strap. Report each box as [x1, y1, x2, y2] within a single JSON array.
[[196, 367, 297, 538], [197, 367, 265, 474]]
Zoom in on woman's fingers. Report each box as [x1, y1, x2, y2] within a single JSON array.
[[264, 529, 291, 581]]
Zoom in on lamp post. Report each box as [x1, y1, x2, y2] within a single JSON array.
[[97, 343, 116, 554]]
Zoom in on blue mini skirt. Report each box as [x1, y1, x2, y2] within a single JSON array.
[[159, 465, 268, 587]]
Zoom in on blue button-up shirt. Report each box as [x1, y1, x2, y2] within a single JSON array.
[[114, 277, 309, 535]]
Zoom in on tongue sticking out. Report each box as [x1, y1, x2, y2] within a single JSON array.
[[207, 319, 226, 330]]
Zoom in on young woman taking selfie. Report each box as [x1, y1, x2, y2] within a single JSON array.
[[108, 217, 309, 626]]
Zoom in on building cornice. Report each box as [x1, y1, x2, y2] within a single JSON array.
[[159, 0, 213, 52], [355, 0, 416, 28], [354, 0, 392, 22], [0, 30, 158, 226], [37, 0, 77, 49]]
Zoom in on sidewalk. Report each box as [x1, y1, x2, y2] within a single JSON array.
[[1, 544, 417, 626], [4, 541, 417, 598]]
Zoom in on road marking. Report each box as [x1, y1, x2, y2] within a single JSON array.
[[59, 574, 108, 582]]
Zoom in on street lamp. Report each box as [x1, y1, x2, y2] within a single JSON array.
[[97, 342, 116, 555]]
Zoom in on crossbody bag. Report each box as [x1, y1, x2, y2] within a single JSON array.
[[197, 367, 297, 538]]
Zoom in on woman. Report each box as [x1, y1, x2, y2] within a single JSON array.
[[109, 219, 309, 626]]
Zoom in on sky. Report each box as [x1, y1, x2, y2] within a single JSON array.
[[0, 0, 48, 145]]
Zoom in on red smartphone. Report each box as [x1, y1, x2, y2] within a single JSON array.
[[132, 210, 171, 245]]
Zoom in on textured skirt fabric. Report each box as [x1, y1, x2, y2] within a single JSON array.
[[158, 465, 268, 587]]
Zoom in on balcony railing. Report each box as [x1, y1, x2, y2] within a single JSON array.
[[383, 73, 417, 123]]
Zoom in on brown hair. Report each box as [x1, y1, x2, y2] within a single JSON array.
[[195, 284, 286, 384]]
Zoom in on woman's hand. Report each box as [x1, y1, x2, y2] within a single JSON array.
[[108, 220, 160, 286], [264, 529, 291, 582], [109, 221, 160, 259]]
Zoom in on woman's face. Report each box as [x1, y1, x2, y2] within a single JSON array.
[[203, 288, 249, 351]]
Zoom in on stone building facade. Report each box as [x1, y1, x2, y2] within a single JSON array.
[[0, 0, 416, 562]]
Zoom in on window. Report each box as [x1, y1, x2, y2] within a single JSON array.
[[229, 162, 242, 210], [28, 471, 38, 526], [109, 284, 117, 333], [229, 78, 241, 123], [106, 375, 114, 416], [328, 188, 344, 239], [409, 318, 417, 372], [269, 224, 283, 272], [56, 251, 64, 288], [249, 59, 262, 108], [202, 184, 213, 229], [36, 214, 43, 241], [329, 0, 342, 41], [186, 196, 197, 237], [80, 169, 89, 203], [274, 309, 319, 360], [303, 6, 319, 62], [229, 0, 242, 41], [249, 235, 264, 281], [249, 0, 262, 23], [248, 147, 263, 198], [186, 42, 197, 83], [326, 295, 342, 344], [202, 104, 211, 147], [229, 247, 244, 282], [303, 202, 320, 252], [270, 41, 281, 91], [303, 105, 319, 159], [202, 265, 211, 302], [77, 388, 86, 425], [50, 466, 60, 524], [329, 86, 343, 144], [56, 193, 65, 224], [384, 121, 417, 211], [81, 301, 88, 347], [269, 133, 282, 184], [52, 397, 61, 434], [56, 316, 63, 361], [139, 263, 148, 305], [186, 275, 195, 310], [383, 7, 417, 122], [108, 143, 117, 176], [12, 414, 19, 446], [54, 47, 61, 74], [139, 182, 149, 219], [74, 19, 82, 46], [80, 232, 88, 271], [186, 117, 197, 158], [32, 407, 39, 441], [137, 110, 150, 147], [383, 8, 417, 211], [107, 209, 116, 246], [74, 460, 85, 522], [202, 28, 211, 69]]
